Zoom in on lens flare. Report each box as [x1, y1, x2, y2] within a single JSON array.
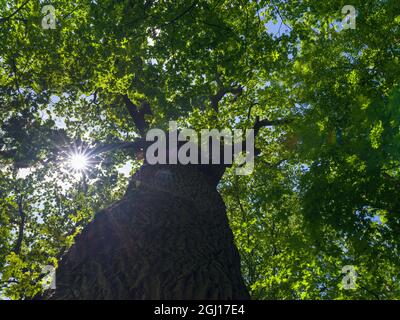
[[69, 153, 89, 171]]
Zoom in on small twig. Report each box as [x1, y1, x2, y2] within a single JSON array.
[[162, 0, 198, 26], [122, 95, 152, 137], [91, 140, 150, 156], [0, 0, 31, 23], [270, 1, 292, 32]]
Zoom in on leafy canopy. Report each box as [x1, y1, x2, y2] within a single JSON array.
[[0, 0, 400, 299]]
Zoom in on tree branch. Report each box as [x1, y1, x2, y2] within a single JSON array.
[[0, 0, 31, 23], [162, 0, 198, 26], [122, 95, 152, 137], [91, 140, 151, 155], [254, 116, 293, 137]]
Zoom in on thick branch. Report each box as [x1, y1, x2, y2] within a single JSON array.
[[91, 140, 151, 155], [0, 0, 31, 23], [210, 75, 243, 111], [122, 95, 152, 137]]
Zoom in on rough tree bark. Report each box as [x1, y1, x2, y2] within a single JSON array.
[[46, 162, 250, 299]]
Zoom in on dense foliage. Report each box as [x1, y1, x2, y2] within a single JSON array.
[[0, 0, 399, 299]]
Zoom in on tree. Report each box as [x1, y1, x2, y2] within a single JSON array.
[[1, 0, 400, 299]]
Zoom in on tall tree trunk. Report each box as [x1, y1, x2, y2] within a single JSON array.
[[47, 163, 250, 299]]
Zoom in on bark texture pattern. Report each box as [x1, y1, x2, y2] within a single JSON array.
[[48, 164, 249, 299]]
